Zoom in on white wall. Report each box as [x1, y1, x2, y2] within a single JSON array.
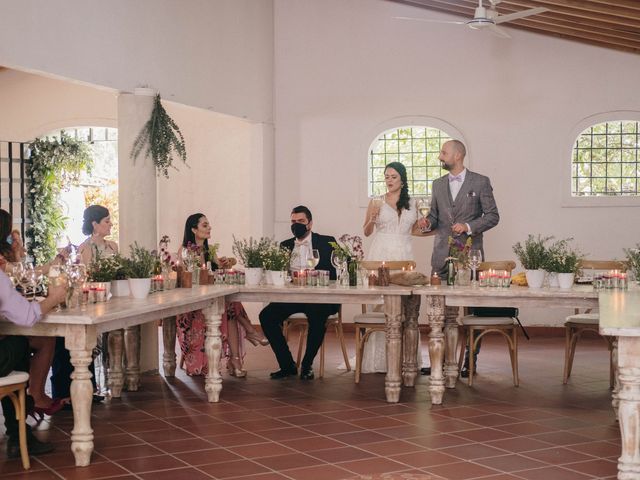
[[273, 0, 640, 325], [0, 0, 274, 123]]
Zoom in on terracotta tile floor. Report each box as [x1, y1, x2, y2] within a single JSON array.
[[0, 332, 620, 479]]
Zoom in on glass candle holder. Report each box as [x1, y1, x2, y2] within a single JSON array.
[[317, 270, 330, 287]]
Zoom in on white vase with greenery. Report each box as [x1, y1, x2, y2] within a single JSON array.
[[513, 234, 552, 289]]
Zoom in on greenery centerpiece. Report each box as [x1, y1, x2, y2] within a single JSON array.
[[130, 93, 187, 178], [546, 238, 584, 274], [232, 236, 272, 269], [27, 134, 93, 264], [124, 242, 156, 278], [87, 251, 127, 282], [263, 245, 292, 272], [513, 234, 553, 288], [624, 244, 640, 283]]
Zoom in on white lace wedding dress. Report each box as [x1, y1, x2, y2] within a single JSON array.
[[356, 199, 422, 374]]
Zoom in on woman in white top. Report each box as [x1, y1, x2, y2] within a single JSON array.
[[361, 162, 422, 373], [78, 205, 118, 264]]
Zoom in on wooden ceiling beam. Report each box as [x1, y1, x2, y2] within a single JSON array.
[[502, 0, 640, 21], [515, 24, 640, 54]]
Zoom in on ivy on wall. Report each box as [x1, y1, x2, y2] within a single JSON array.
[[27, 134, 93, 264]]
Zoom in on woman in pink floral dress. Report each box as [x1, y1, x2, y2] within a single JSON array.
[[176, 213, 268, 376]]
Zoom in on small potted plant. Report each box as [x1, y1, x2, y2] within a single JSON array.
[[110, 254, 130, 297], [624, 244, 640, 285], [87, 250, 120, 301], [546, 238, 584, 289], [263, 245, 292, 287], [232, 236, 272, 286], [123, 242, 156, 299], [513, 234, 553, 288]]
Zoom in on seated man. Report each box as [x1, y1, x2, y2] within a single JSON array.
[[0, 270, 67, 458], [259, 205, 338, 380]]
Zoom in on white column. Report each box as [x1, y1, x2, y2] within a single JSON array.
[[117, 89, 158, 373]]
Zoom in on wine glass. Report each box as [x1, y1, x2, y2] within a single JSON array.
[[370, 195, 384, 223], [331, 251, 347, 285], [416, 197, 431, 232], [469, 249, 482, 285], [307, 249, 320, 270]]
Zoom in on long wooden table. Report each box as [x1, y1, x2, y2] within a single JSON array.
[[599, 289, 640, 480], [411, 285, 599, 405], [0, 286, 234, 466]]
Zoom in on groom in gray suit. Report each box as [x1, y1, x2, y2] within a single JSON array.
[[420, 139, 499, 276], [419, 139, 500, 377]]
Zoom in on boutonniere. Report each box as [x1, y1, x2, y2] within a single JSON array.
[[467, 191, 477, 197]]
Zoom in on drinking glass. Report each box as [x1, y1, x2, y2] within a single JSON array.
[[416, 197, 431, 233], [370, 195, 384, 223], [307, 249, 320, 270], [331, 251, 346, 284], [469, 249, 482, 286]]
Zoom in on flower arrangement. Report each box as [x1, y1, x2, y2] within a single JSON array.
[[232, 236, 273, 268], [624, 244, 640, 281], [329, 234, 364, 262], [158, 235, 176, 270], [181, 241, 202, 272], [447, 236, 473, 268], [263, 245, 292, 271], [513, 234, 553, 270], [545, 238, 584, 274], [123, 242, 157, 278], [208, 242, 220, 263]]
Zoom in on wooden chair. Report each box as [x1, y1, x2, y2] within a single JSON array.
[[0, 371, 30, 469], [353, 260, 417, 383], [458, 260, 519, 387], [283, 306, 350, 378], [563, 260, 626, 388]]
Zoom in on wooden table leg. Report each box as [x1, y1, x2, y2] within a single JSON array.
[[162, 316, 177, 377], [426, 294, 446, 405], [66, 326, 97, 467], [107, 329, 124, 398], [204, 298, 224, 403], [444, 306, 460, 389], [124, 325, 141, 391], [384, 295, 403, 403], [402, 294, 421, 387], [615, 337, 640, 479]]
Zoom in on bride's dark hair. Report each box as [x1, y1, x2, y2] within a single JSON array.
[[385, 162, 410, 212]]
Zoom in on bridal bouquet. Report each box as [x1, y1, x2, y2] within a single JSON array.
[[330, 234, 365, 262]]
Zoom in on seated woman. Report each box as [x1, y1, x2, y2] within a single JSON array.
[[51, 205, 115, 404], [176, 213, 268, 377], [0, 209, 62, 417]]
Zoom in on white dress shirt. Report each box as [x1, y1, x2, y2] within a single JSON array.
[[291, 233, 312, 271], [448, 168, 467, 201]]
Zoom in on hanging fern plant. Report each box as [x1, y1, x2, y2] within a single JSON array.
[[130, 94, 187, 178], [27, 134, 93, 265]]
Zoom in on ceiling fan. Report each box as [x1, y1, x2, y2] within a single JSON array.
[[394, 0, 548, 39]]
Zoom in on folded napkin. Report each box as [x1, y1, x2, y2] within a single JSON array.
[[389, 271, 429, 286]]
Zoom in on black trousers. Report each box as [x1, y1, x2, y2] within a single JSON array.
[[0, 336, 30, 438], [259, 303, 339, 371]]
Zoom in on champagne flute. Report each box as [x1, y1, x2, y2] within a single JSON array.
[[416, 197, 431, 233], [370, 195, 384, 224], [307, 249, 320, 270], [469, 249, 482, 285]]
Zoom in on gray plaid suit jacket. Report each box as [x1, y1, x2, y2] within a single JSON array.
[[427, 170, 499, 275]]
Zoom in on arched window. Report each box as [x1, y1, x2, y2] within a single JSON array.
[[572, 120, 639, 197], [368, 126, 451, 197]]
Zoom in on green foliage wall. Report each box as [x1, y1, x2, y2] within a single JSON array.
[[27, 134, 93, 264]]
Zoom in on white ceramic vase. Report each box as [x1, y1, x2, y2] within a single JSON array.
[[111, 279, 130, 297], [269, 270, 286, 287], [547, 272, 559, 288], [525, 269, 546, 289], [128, 278, 152, 299], [244, 267, 263, 286], [557, 272, 575, 289]]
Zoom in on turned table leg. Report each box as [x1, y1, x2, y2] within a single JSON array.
[[426, 294, 446, 405], [402, 294, 421, 387], [444, 306, 460, 389], [124, 325, 141, 391], [384, 295, 403, 403], [204, 298, 224, 402], [107, 329, 124, 398], [162, 316, 177, 377], [615, 337, 640, 480], [66, 326, 97, 467]]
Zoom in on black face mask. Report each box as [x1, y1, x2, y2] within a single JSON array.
[[291, 223, 308, 239]]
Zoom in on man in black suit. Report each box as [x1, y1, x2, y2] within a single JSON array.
[[259, 205, 338, 380]]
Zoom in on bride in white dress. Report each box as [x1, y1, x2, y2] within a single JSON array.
[[361, 162, 422, 373]]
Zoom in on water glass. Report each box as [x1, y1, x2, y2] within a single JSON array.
[[317, 270, 330, 287], [306, 270, 318, 287]]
